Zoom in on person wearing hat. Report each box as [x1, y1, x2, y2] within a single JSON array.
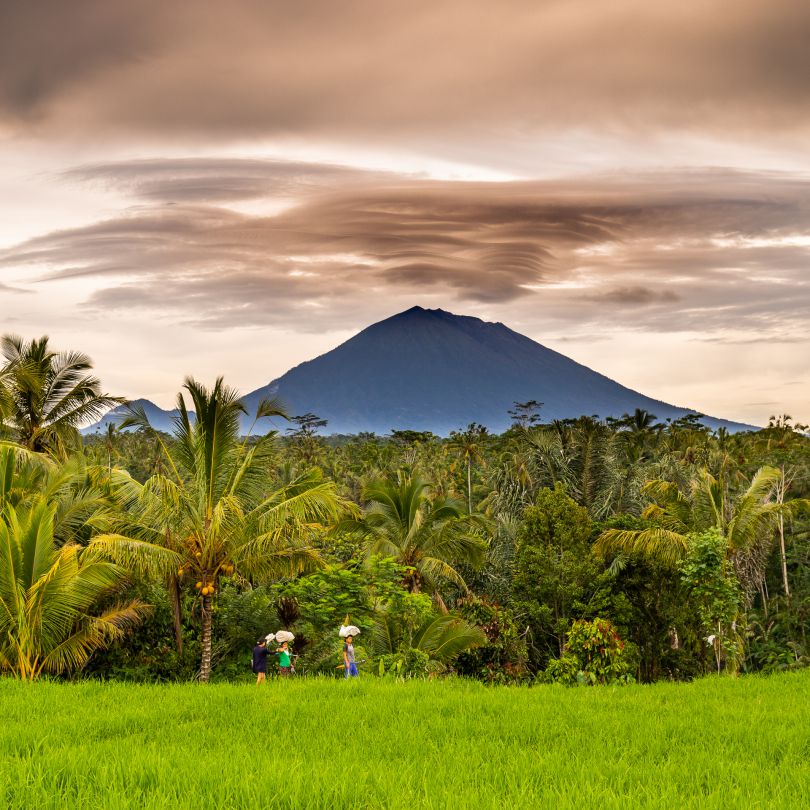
[[252, 638, 269, 684], [342, 635, 359, 678]]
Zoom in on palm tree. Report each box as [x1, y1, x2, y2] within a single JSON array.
[[620, 408, 660, 433], [0, 443, 113, 546], [0, 335, 122, 458], [96, 377, 348, 681], [102, 422, 120, 474], [369, 613, 486, 671], [346, 472, 487, 597], [502, 418, 636, 518], [448, 423, 488, 514], [480, 447, 538, 522], [595, 466, 807, 599], [0, 364, 13, 437], [551, 418, 627, 517], [0, 497, 149, 680]]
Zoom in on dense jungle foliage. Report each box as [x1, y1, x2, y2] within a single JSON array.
[[1, 335, 808, 683]]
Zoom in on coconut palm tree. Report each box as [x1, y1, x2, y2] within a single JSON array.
[[0, 497, 149, 680], [480, 447, 538, 522], [619, 408, 661, 434], [95, 377, 349, 681], [448, 423, 489, 514], [499, 418, 638, 518], [595, 466, 808, 599], [102, 422, 120, 474], [0, 364, 13, 438], [0, 443, 113, 546], [550, 417, 628, 518], [0, 335, 122, 458], [346, 472, 487, 597]]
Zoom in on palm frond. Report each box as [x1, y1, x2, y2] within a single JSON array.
[[412, 615, 487, 662], [595, 526, 689, 566], [86, 535, 182, 578]]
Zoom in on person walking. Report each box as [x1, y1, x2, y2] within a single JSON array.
[[343, 634, 359, 678], [277, 640, 293, 677], [252, 639, 269, 684]]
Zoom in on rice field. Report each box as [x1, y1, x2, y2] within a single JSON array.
[[2, 672, 808, 809]]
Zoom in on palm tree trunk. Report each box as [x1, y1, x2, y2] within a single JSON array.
[[199, 593, 213, 682], [777, 468, 790, 597], [778, 513, 790, 597], [403, 566, 421, 593], [467, 459, 472, 515], [169, 576, 184, 655], [714, 625, 721, 675]]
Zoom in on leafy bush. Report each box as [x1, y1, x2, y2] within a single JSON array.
[[543, 653, 579, 684], [746, 589, 810, 673], [377, 648, 431, 678], [678, 529, 742, 674], [455, 598, 529, 683], [543, 618, 632, 685], [87, 581, 201, 682]]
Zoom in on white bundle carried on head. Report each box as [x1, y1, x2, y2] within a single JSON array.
[[275, 630, 295, 643], [339, 625, 361, 638]]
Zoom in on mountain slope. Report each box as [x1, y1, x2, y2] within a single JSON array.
[[240, 307, 753, 434], [82, 398, 186, 435]]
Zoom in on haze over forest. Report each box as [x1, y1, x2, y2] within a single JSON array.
[[1, 1, 809, 425]]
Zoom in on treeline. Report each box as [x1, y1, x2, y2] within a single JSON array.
[[1, 335, 809, 683]]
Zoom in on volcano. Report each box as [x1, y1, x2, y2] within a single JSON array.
[[236, 306, 752, 434]]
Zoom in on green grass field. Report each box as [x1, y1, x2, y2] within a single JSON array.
[[2, 672, 808, 809]]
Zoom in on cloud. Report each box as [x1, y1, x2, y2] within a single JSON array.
[[0, 3, 161, 121], [590, 286, 680, 306], [2, 161, 809, 337], [0, 282, 30, 294], [63, 158, 388, 204], [2, 0, 810, 152], [2, 2, 809, 426]]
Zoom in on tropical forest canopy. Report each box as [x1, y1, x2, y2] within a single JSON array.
[[1, 334, 808, 684]]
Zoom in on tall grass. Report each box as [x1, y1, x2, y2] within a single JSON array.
[[2, 672, 808, 808]]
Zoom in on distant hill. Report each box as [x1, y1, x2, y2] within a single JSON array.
[[82, 398, 186, 435], [85, 307, 756, 436]]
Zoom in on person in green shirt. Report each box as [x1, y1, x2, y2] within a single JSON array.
[[277, 641, 292, 676]]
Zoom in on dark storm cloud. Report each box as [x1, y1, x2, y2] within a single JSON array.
[[2, 162, 809, 334], [2, 1, 810, 142]]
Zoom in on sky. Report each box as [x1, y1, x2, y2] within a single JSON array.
[[1, 0, 809, 425]]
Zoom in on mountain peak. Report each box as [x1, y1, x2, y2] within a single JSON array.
[[391, 305, 451, 320], [380, 306, 507, 335], [237, 307, 753, 435], [86, 307, 755, 436]]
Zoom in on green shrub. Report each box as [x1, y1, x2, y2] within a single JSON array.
[[544, 618, 632, 685], [455, 598, 529, 683], [377, 648, 431, 678], [677, 529, 743, 675]]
